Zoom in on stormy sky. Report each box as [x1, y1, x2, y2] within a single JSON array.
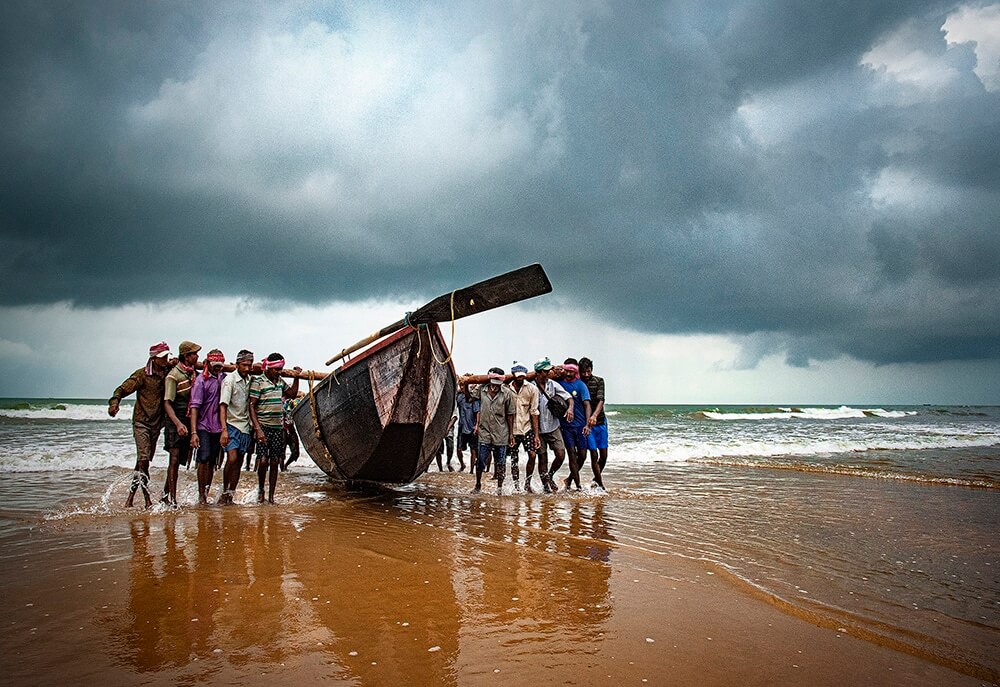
[[1, 1, 999, 403]]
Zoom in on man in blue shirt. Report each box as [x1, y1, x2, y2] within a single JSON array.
[[456, 377, 480, 474], [558, 357, 591, 491]]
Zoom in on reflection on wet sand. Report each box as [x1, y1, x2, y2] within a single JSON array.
[[111, 491, 619, 684], [392, 490, 616, 679], [120, 509, 301, 679], [0, 464, 987, 686], [289, 497, 463, 684]]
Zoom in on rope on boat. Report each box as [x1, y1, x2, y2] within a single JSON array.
[[404, 289, 456, 365], [307, 371, 337, 468]]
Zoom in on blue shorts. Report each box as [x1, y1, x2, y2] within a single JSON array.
[[477, 443, 507, 473], [561, 425, 588, 450], [225, 424, 252, 456], [587, 423, 608, 450]]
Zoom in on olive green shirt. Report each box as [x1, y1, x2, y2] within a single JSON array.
[[110, 367, 167, 428], [471, 384, 516, 446]]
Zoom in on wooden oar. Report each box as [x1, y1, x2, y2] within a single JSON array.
[[194, 362, 327, 381], [324, 263, 552, 366]]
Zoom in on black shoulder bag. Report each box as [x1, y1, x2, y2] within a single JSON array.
[[539, 382, 569, 419]]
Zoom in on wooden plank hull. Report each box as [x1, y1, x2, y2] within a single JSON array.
[[291, 323, 456, 484]]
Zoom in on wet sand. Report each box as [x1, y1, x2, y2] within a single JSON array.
[[0, 471, 988, 686]]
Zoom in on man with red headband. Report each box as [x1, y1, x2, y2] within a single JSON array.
[[160, 340, 201, 506], [108, 341, 172, 508], [189, 348, 227, 504], [249, 353, 301, 503], [557, 357, 591, 491]]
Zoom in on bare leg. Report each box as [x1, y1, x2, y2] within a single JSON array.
[[197, 462, 214, 504], [163, 449, 183, 505], [128, 459, 152, 508], [567, 448, 584, 490], [524, 450, 537, 492], [589, 448, 605, 489], [257, 460, 267, 502], [598, 448, 608, 472], [283, 429, 299, 470], [471, 445, 483, 493], [268, 461, 278, 503], [510, 444, 520, 490], [221, 449, 242, 504], [547, 447, 565, 490]]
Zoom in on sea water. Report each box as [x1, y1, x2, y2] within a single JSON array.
[[0, 398, 997, 679]]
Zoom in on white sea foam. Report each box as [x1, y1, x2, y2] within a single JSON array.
[[0, 402, 133, 422], [0, 443, 138, 473], [613, 433, 1000, 464], [703, 406, 918, 421]]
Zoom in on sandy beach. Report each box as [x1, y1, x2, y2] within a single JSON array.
[[0, 467, 992, 686]]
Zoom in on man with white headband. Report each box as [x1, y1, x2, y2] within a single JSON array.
[[219, 349, 254, 504], [249, 352, 301, 503], [507, 362, 541, 492], [470, 367, 515, 495], [108, 341, 172, 508]]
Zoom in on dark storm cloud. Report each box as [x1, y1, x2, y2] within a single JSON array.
[[1, 0, 998, 366]]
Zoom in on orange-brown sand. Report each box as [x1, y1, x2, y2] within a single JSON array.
[[1, 490, 986, 686]]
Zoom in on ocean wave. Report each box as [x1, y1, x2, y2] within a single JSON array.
[[699, 406, 918, 421], [688, 458, 1000, 489], [0, 444, 138, 472], [612, 433, 1000, 465], [0, 402, 131, 422]]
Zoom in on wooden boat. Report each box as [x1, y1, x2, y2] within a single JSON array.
[[290, 323, 455, 484], [290, 264, 551, 485]]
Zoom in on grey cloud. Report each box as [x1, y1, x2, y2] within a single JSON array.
[[1, 0, 998, 367]]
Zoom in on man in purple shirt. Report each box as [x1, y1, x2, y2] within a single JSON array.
[[189, 349, 227, 504]]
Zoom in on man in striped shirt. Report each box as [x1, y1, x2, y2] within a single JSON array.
[[249, 352, 301, 503]]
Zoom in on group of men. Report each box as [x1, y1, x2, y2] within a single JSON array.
[[109, 341, 302, 508], [441, 357, 608, 495]]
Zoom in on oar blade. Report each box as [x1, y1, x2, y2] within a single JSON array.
[[412, 263, 552, 323]]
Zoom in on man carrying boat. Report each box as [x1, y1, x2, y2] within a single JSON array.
[[507, 362, 541, 492], [579, 357, 608, 492], [557, 358, 591, 491], [108, 341, 172, 508], [219, 350, 254, 504], [534, 358, 574, 494], [160, 340, 201, 506], [189, 349, 226, 504], [249, 353, 301, 503], [470, 367, 516, 495], [456, 377, 480, 475]]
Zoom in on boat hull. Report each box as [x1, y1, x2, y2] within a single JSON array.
[[291, 323, 456, 484]]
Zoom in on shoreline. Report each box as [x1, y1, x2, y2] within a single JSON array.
[[1, 474, 990, 686]]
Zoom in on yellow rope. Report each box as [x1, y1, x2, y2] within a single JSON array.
[[430, 289, 457, 365], [308, 372, 322, 442]]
